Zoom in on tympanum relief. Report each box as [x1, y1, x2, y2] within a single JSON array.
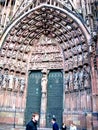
[[29, 35, 63, 70]]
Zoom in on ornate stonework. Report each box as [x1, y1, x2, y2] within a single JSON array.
[[0, 0, 98, 129]]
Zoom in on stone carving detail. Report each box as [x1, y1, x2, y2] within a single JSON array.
[[6, 50, 12, 58], [0, 49, 6, 57], [66, 49, 72, 58], [83, 52, 89, 64], [8, 71, 14, 90], [78, 54, 83, 66], [82, 44, 88, 51], [29, 36, 63, 70], [64, 51, 68, 59], [73, 55, 78, 68], [64, 73, 69, 91], [2, 70, 9, 90], [8, 43, 15, 50], [73, 69, 79, 89], [0, 68, 4, 87], [64, 65, 91, 92], [41, 74, 48, 94], [78, 67, 84, 89], [20, 77, 25, 93], [69, 71, 74, 90], [68, 58, 73, 70], [65, 60, 69, 71], [72, 46, 77, 55], [40, 69, 48, 127], [14, 76, 19, 92], [12, 51, 17, 59], [83, 65, 90, 88], [77, 45, 82, 53]]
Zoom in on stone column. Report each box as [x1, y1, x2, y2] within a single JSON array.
[[40, 69, 48, 127]]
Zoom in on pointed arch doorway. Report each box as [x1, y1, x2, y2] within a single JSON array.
[[25, 69, 63, 128], [0, 1, 91, 128]]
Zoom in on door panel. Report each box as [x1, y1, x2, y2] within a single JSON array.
[[25, 70, 42, 125], [46, 70, 63, 128]]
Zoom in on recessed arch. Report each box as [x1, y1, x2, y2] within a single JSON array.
[[0, 4, 91, 73], [0, 3, 94, 129], [0, 4, 90, 47]]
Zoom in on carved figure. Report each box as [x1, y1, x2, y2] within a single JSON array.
[[77, 45, 82, 53], [73, 69, 79, 89], [20, 77, 25, 92], [68, 58, 73, 70], [14, 76, 19, 91], [8, 71, 14, 90], [65, 60, 69, 71], [64, 73, 69, 91], [83, 52, 89, 64], [83, 65, 90, 88], [69, 71, 74, 90], [2, 70, 9, 89], [78, 54, 83, 66], [73, 0, 81, 9], [41, 74, 48, 94], [78, 67, 84, 89], [73, 55, 78, 68]]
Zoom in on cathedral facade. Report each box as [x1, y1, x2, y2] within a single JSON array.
[[0, 0, 98, 129]]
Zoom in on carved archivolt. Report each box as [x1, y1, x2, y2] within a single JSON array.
[[0, 4, 91, 111]]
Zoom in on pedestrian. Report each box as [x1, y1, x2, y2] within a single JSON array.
[[61, 123, 67, 130], [70, 123, 77, 130], [51, 117, 59, 130], [26, 112, 39, 130]]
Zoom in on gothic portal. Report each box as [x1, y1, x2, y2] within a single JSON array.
[[0, 0, 98, 129]]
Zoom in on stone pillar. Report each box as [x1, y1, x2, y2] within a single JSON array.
[[40, 69, 48, 127]]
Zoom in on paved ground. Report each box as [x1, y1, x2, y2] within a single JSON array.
[[0, 124, 73, 130], [0, 124, 53, 130]]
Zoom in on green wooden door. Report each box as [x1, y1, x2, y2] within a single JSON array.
[[46, 70, 63, 128], [25, 70, 42, 125]]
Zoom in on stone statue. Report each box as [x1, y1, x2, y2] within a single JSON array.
[[8, 71, 14, 90], [20, 77, 25, 92], [69, 71, 74, 90], [77, 45, 82, 53], [73, 55, 78, 68], [83, 52, 89, 64], [64, 72, 69, 91], [78, 54, 83, 66], [73, 69, 79, 89], [83, 65, 90, 88], [68, 58, 73, 70], [14, 76, 19, 91], [73, 0, 81, 11], [65, 60, 69, 71], [41, 74, 48, 94], [2, 70, 9, 90], [78, 67, 84, 89], [40, 71, 48, 127]]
